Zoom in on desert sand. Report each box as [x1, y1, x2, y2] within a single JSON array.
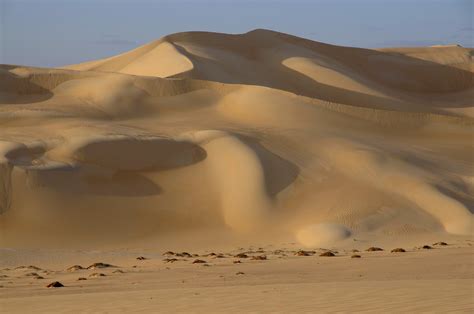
[[0, 29, 473, 312]]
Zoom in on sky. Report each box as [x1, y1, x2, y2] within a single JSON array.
[[0, 0, 472, 67]]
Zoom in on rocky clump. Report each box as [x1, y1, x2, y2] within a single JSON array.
[[87, 263, 115, 270], [319, 251, 335, 257], [295, 250, 315, 256], [46, 281, 64, 288], [67, 265, 84, 272], [192, 259, 207, 264], [366, 247, 384, 252], [391, 248, 406, 253], [234, 253, 249, 258]]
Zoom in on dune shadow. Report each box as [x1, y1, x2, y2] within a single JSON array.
[[236, 134, 300, 196], [434, 184, 474, 214], [26, 166, 162, 197], [73, 137, 207, 172], [85, 171, 162, 197]]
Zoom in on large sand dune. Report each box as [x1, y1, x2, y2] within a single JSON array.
[[1, 29, 473, 313], [0, 29, 473, 249]]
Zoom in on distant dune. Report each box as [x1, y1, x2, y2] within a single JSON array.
[[0, 29, 473, 248]]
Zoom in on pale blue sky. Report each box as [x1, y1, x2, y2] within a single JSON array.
[[0, 0, 472, 67]]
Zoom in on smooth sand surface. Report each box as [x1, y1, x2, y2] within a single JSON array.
[[0, 29, 473, 312]]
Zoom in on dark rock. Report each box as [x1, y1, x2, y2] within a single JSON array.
[[46, 281, 64, 288], [251, 255, 267, 260], [295, 250, 315, 256], [234, 253, 248, 258], [366, 247, 384, 252], [87, 263, 114, 270], [319, 251, 335, 257], [391, 248, 406, 253], [192, 259, 207, 264]]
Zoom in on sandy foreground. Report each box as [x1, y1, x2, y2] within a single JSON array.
[[1, 240, 473, 313], [0, 29, 473, 312]]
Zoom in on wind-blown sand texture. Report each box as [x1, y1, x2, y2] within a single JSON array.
[[0, 30, 473, 312]]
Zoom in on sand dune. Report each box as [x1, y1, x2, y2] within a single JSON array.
[[0, 29, 473, 249]]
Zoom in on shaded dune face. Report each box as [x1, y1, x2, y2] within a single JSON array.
[[70, 136, 206, 171], [0, 29, 473, 247]]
